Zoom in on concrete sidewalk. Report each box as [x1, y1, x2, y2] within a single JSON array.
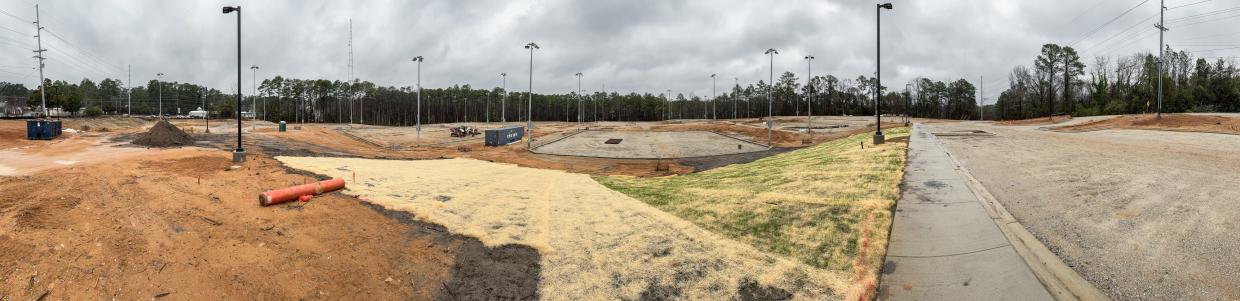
[[878, 124, 1053, 301]]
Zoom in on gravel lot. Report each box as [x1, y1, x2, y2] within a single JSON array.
[[925, 121, 1240, 300]]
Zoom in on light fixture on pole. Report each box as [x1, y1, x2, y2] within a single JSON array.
[[411, 56, 424, 145], [805, 55, 814, 139], [874, 3, 893, 145], [666, 89, 672, 121], [250, 65, 259, 129], [157, 72, 164, 118], [223, 5, 245, 162], [764, 48, 778, 148], [711, 74, 717, 120], [575, 72, 583, 130], [500, 72, 507, 124], [734, 77, 739, 120], [524, 42, 539, 150]]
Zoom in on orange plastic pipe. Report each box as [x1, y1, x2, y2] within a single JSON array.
[[259, 178, 345, 206]]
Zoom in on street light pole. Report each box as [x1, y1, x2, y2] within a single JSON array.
[[666, 89, 672, 120], [764, 48, 778, 147], [875, 3, 893, 145], [575, 72, 583, 130], [157, 72, 164, 118], [250, 65, 258, 129], [805, 55, 814, 139], [733, 77, 738, 120], [525, 42, 539, 150], [501, 73, 507, 124], [411, 56, 423, 145], [711, 74, 717, 120], [223, 5, 245, 162]]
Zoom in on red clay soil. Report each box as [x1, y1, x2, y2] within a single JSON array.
[[132, 120, 194, 147], [0, 148, 540, 300], [1054, 114, 1240, 134], [996, 115, 1073, 126]]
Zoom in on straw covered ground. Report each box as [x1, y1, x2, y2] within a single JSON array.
[[277, 156, 855, 300], [596, 127, 910, 299]]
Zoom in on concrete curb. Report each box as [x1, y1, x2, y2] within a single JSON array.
[[939, 141, 1111, 301]]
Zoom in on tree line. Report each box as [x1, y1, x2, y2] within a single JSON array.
[[3, 71, 986, 124], [996, 43, 1240, 120]]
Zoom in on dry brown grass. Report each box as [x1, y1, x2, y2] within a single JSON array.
[[277, 156, 851, 300], [596, 127, 910, 299]]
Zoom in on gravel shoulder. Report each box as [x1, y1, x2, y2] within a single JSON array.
[[925, 122, 1240, 300]]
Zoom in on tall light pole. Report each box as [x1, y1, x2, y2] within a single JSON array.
[[905, 82, 912, 126], [157, 72, 164, 118], [500, 72, 507, 124], [805, 55, 815, 138], [250, 65, 259, 129], [575, 72, 583, 130], [874, 3, 893, 145], [223, 5, 245, 162], [764, 48, 778, 147], [733, 77, 739, 120], [711, 74, 717, 120], [666, 89, 672, 120], [525, 42, 539, 150], [412, 56, 423, 146]]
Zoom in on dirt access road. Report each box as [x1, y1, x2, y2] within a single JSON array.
[[924, 121, 1240, 300]]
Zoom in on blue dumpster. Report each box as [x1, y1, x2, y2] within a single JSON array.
[[485, 126, 524, 146], [26, 120, 62, 140]]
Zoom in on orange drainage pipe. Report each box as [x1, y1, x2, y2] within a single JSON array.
[[259, 178, 346, 206]]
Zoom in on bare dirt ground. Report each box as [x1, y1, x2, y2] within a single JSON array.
[[1, 116, 902, 300], [1053, 113, 1240, 135], [924, 121, 1240, 300], [279, 156, 848, 300], [995, 115, 1073, 126]]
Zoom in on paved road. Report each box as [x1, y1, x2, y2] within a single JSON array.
[[924, 121, 1240, 300], [878, 124, 1053, 301]]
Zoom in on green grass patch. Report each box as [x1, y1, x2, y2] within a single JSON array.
[[596, 127, 910, 274]]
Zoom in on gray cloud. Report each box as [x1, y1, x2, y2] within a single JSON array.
[[2, 0, 1237, 101]]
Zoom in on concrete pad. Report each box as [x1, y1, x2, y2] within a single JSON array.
[[880, 124, 1052, 301], [880, 246, 1053, 301], [531, 130, 766, 159]]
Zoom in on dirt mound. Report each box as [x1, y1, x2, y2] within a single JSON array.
[[997, 115, 1072, 126], [1054, 114, 1240, 134], [133, 120, 194, 147]]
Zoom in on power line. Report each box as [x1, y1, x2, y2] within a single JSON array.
[[0, 7, 31, 23], [1069, 0, 1153, 46]]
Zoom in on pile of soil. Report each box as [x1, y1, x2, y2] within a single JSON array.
[[133, 120, 193, 147], [997, 115, 1072, 126], [1054, 114, 1240, 134]]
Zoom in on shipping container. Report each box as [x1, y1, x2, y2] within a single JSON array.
[[485, 126, 524, 146]]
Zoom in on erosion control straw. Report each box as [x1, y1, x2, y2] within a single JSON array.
[[259, 178, 345, 206]]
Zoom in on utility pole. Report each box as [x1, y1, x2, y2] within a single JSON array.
[[1155, 0, 1167, 119], [734, 77, 739, 120], [979, 75, 984, 121], [32, 4, 47, 118]]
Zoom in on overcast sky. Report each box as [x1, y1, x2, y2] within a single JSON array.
[[1, 0, 1237, 101]]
